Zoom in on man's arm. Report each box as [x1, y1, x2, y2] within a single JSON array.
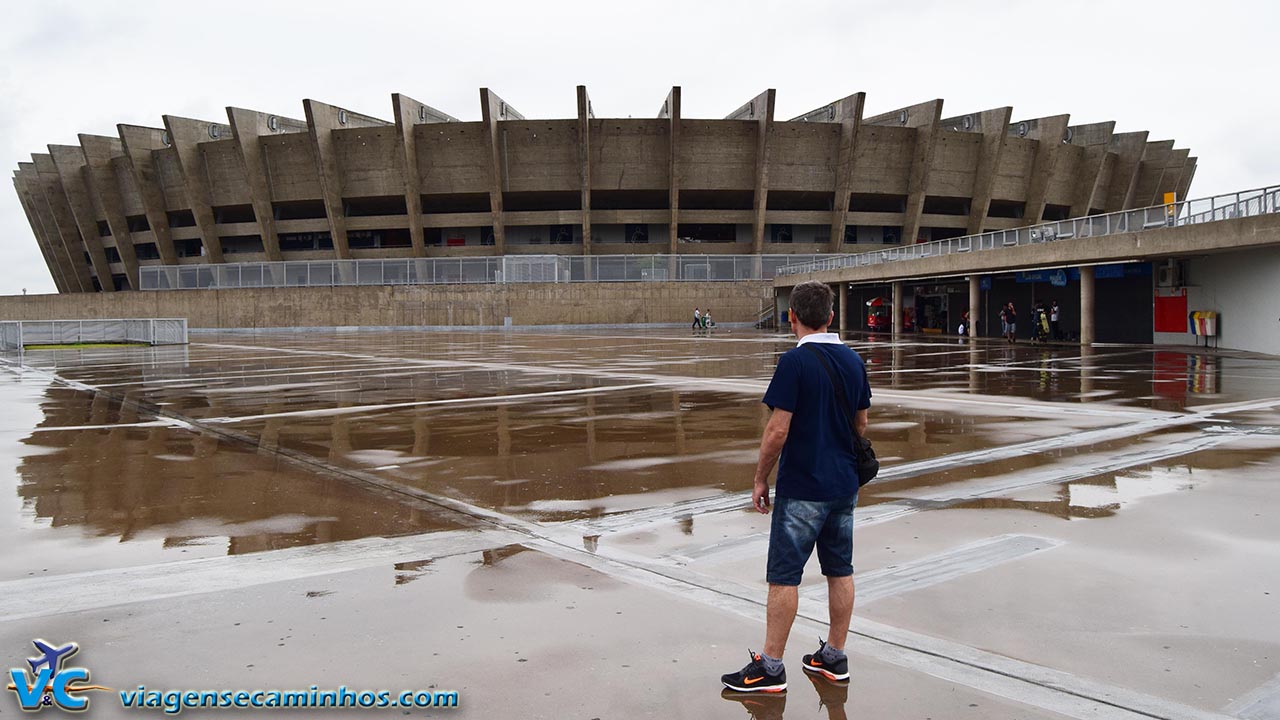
[[855, 408, 868, 437], [752, 408, 792, 513]]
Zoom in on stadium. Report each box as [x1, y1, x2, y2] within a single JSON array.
[[13, 87, 1194, 295]]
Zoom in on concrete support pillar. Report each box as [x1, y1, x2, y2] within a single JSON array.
[[968, 275, 981, 338], [479, 89, 523, 255], [32, 154, 94, 291], [865, 100, 943, 245], [661, 87, 681, 256], [891, 281, 903, 335], [820, 93, 865, 253], [161, 115, 231, 264], [1101, 132, 1150, 212], [1019, 115, 1071, 224], [1079, 265, 1095, 346], [228, 108, 308, 262], [576, 86, 593, 257], [1065, 121, 1116, 218], [1132, 140, 1175, 209], [723, 89, 775, 255], [118, 125, 181, 267], [48, 144, 119, 287], [955, 107, 1012, 235], [303, 100, 392, 260], [837, 282, 848, 335], [391, 94, 457, 260], [13, 169, 70, 293], [80, 134, 141, 290]]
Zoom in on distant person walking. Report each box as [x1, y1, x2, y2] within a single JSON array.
[[1000, 301, 1017, 344], [1050, 300, 1061, 340], [693, 307, 702, 332], [721, 280, 872, 694]]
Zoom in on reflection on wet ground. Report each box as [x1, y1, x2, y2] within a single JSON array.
[[5, 328, 1279, 569], [3, 329, 1280, 718]]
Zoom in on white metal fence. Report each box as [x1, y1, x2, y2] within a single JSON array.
[[777, 185, 1280, 277], [137, 254, 841, 291], [0, 319, 189, 350]]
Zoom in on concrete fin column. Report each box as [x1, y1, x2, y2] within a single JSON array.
[[1100, 131, 1150, 212], [866, 99, 943, 245], [227, 107, 308, 261], [479, 89, 524, 254], [391, 94, 457, 258], [660, 87, 681, 255], [1154, 148, 1191, 204], [1065, 121, 1116, 217], [1010, 114, 1071, 224], [162, 115, 231, 264], [725, 89, 775, 254], [837, 282, 848, 334], [79, 134, 141, 289], [32, 154, 93, 292], [940, 106, 1012, 234], [891, 280, 903, 335], [49, 144, 116, 290], [968, 275, 981, 337], [1130, 140, 1175, 209], [118, 125, 180, 266], [815, 93, 867, 252], [576, 85, 593, 256], [303, 100, 391, 260], [13, 167, 70, 292], [1175, 157, 1197, 202], [1079, 265, 1095, 346]]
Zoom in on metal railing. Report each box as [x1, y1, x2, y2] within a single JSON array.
[[777, 185, 1280, 277], [0, 319, 189, 350], [137, 254, 842, 290]]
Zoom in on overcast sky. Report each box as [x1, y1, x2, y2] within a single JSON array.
[[2, 0, 1275, 295]]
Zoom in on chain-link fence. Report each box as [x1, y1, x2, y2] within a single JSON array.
[[0, 319, 188, 350], [138, 254, 840, 291]]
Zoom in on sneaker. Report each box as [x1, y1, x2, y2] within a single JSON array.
[[720, 688, 787, 719], [801, 639, 850, 681], [720, 650, 787, 693]]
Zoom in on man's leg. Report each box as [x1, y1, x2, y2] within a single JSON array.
[[825, 575, 854, 650], [763, 584, 799, 658]]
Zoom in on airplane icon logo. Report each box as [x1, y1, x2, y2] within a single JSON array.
[[28, 641, 78, 676], [6, 639, 110, 713]]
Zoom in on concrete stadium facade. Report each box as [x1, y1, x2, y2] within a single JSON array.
[[13, 87, 1195, 293]]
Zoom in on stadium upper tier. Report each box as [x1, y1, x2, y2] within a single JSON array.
[[13, 87, 1195, 293]]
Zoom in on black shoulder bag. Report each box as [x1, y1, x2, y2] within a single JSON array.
[[803, 344, 880, 486]]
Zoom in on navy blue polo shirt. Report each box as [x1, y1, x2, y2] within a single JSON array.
[[762, 335, 872, 500]]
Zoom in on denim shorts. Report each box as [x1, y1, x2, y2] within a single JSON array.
[[766, 494, 857, 586]]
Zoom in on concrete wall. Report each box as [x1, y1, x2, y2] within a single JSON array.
[[1152, 246, 1280, 356], [0, 281, 773, 330]]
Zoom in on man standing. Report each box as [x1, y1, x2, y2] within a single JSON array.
[[721, 281, 872, 693], [1050, 300, 1061, 341], [1001, 301, 1017, 344]]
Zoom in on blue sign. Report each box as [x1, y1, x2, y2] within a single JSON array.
[[1015, 262, 1150, 284]]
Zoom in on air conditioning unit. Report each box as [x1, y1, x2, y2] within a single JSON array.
[[1156, 260, 1182, 288]]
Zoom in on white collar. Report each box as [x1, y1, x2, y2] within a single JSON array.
[[796, 332, 843, 346]]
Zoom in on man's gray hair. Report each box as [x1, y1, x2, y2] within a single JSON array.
[[790, 281, 833, 330]]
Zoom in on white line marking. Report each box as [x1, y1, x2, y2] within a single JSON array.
[[0, 529, 520, 623]]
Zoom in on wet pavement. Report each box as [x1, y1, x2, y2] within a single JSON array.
[[2, 328, 1279, 718]]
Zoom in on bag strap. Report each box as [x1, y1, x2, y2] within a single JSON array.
[[802, 343, 863, 443]]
